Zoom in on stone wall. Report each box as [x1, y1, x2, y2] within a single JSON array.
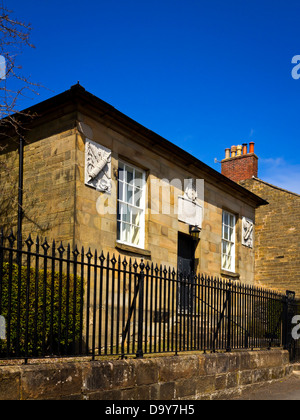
[[0, 128, 77, 246], [0, 350, 291, 400], [240, 178, 300, 295]]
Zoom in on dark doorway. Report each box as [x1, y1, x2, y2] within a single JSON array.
[[177, 233, 195, 276], [177, 233, 195, 312]]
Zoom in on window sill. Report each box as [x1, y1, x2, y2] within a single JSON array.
[[220, 269, 240, 280], [115, 242, 151, 258]]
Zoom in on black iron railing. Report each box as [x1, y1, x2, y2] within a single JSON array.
[[0, 230, 295, 361]]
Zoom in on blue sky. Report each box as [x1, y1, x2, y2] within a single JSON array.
[[6, 0, 300, 193]]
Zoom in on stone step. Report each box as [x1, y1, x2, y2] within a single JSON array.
[[292, 363, 300, 371]]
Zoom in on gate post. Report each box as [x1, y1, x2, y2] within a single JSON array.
[[282, 294, 289, 350], [283, 291, 296, 356], [136, 260, 145, 359], [226, 281, 232, 353]]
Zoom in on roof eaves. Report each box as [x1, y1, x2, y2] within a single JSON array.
[[1, 84, 269, 207]]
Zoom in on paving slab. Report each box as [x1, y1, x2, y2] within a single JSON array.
[[232, 371, 300, 400]]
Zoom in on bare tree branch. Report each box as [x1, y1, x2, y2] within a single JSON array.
[[0, 4, 41, 139], [0, 4, 45, 232]]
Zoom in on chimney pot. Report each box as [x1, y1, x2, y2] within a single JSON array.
[[249, 142, 255, 154], [221, 143, 258, 182], [225, 148, 230, 159]]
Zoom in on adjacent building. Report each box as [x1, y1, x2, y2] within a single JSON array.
[[221, 143, 300, 295]]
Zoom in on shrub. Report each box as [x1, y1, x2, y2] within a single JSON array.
[[0, 262, 83, 357]]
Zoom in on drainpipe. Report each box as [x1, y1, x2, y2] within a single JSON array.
[[17, 136, 24, 255]]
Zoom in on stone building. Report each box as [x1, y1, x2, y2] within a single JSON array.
[[0, 84, 267, 284], [221, 143, 300, 295]]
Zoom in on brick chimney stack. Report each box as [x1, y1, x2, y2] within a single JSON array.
[[221, 142, 258, 183]]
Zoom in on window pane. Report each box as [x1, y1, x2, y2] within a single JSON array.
[[222, 240, 233, 271], [118, 181, 124, 201], [135, 170, 143, 181], [223, 212, 229, 226], [134, 187, 142, 208], [135, 171, 144, 189], [230, 215, 235, 228], [126, 183, 133, 204], [119, 165, 125, 181], [222, 253, 227, 270], [132, 209, 141, 227], [126, 168, 134, 185], [223, 225, 229, 240], [121, 204, 130, 223], [122, 223, 130, 243], [132, 227, 140, 246], [223, 258, 228, 270]]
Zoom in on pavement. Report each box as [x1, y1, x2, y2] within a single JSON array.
[[232, 370, 300, 400]]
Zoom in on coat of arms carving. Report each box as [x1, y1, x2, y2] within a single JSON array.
[[242, 217, 254, 248], [85, 139, 112, 193]]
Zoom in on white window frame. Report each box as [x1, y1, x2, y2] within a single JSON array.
[[221, 210, 236, 273], [117, 161, 146, 249]]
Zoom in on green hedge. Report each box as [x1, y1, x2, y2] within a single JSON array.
[[0, 262, 83, 357], [248, 298, 283, 340]]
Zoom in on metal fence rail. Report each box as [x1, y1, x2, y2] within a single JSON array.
[[0, 231, 294, 361]]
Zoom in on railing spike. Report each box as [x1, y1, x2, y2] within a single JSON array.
[[139, 259, 145, 271], [8, 229, 16, 245], [73, 244, 79, 258], [25, 234, 34, 249], [86, 247, 93, 259], [99, 250, 106, 263], [42, 238, 50, 252]]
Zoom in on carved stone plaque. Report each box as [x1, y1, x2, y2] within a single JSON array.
[[242, 217, 254, 248], [85, 139, 112, 193], [178, 180, 202, 227], [178, 196, 203, 228]]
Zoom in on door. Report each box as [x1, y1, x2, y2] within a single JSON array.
[[177, 233, 195, 313]]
